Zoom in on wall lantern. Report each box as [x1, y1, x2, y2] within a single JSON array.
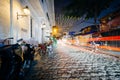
[[17, 6, 30, 20], [41, 23, 46, 28]]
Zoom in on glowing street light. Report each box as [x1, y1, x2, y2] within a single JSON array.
[[52, 26, 58, 36], [17, 6, 30, 20]]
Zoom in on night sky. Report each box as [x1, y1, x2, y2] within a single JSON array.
[[54, 0, 70, 14], [54, 0, 120, 32]]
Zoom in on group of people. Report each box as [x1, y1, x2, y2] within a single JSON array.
[[35, 36, 57, 56]]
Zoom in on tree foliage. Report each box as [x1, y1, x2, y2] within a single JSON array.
[[63, 0, 114, 21]]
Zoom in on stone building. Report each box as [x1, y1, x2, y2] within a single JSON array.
[[0, 0, 55, 44]]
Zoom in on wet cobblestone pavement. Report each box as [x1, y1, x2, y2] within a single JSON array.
[[24, 42, 120, 80]]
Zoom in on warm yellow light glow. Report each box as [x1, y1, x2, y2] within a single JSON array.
[[53, 28, 57, 33], [52, 26, 59, 36], [17, 6, 30, 20], [23, 6, 30, 15]]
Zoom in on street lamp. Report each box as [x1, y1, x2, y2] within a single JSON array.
[[52, 26, 58, 36], [41, 23, 46, 43], [17, 6, 30, 20]]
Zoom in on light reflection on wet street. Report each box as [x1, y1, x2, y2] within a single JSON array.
[[24, 41, 120, 80]]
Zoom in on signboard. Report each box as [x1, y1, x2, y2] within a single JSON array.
[[21, 28, 27, 32], [69, 31, 75, 36]]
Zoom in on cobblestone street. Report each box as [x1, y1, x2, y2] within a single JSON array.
[[24, 42, 120, 80]]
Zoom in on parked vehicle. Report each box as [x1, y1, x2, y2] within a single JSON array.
[[0, 38, 35, 80], [0, 38, 23, 80]]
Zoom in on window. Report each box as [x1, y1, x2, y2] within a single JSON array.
[[41, 0, 44, 3], [46, 13, 50, 21]]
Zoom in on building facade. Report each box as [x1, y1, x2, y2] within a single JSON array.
[[0, 0, 55, 44]]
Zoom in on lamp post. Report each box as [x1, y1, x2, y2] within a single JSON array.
[[52, 26, 58, 37], [41, 23, 46, 43]]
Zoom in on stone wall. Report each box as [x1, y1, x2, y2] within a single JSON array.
[[0, 0, 10, 38], [0, 0, 31, 43], [12, 0, 30, 43]]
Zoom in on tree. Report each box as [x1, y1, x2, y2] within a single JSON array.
[[63, 0, 114, 25]]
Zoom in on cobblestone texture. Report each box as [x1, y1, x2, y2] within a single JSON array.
[[24, 42, 120, 80]]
